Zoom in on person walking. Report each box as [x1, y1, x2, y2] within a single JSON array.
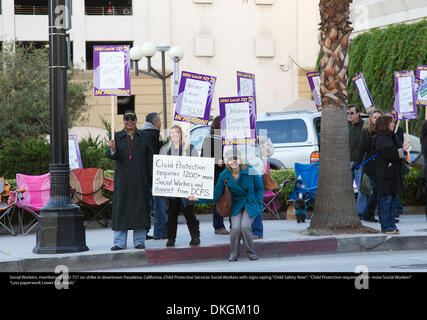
[[348, 105, 366, 218], [160, 125, 201, 247], [374, 115, 410, 234], [200, 116, 229, 235], [106, 110, 153, 250], [188, 149, 264, 261], [354, 109, 383, 222], [141, 112, 167, 240]]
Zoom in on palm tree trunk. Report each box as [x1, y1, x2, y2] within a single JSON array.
[[309, 0, 362, 230]]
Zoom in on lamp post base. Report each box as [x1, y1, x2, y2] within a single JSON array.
[[33, 206, 88, 254]]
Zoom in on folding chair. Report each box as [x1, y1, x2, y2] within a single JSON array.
[[262, 179, 293, 219], [13, 173, 51, 235], [70, 168, 112, 228], [0, 178, 17, 235], [288, 162, 319, 211]]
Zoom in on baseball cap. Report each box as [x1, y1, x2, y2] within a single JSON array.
[[123, 110, 137, 121]]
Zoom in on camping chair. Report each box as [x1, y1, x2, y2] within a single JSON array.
[[70, 168, 112, 228], [288, 162, 319, 211], [13, 173, 51, 235], [0, 178, 17, 235], [261, 163, 293, 219]]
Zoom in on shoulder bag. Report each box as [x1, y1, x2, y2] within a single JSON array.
[[215, 178, 231, 217]]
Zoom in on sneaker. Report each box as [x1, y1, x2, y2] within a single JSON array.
[[384, 230, 399, 235], [229, 257, 238, 262], [253, 235, 263, 240], [215, 229, 230, 235], [249, 256, 258, 261], [111, 246, 124, 251], [134, 244, 145, 249]]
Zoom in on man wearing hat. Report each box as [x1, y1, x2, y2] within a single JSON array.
[[107, 110, 153, 250]]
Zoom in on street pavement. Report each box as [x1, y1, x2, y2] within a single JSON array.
[[1, 207, 427, 272]]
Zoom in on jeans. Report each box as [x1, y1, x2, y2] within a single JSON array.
[[251, 214, 263, 237], [351, 161, 366, 217], [153, 196, 167, 238], [114, 227, 147, 248], [364, 174, 378, 220], [378, 194, 398, 232]]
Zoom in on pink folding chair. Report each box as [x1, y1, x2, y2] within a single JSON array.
[[12, 173, 50, 235]]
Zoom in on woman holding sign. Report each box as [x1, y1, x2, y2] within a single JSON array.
[[160, 125, 200, 247], [188, 149, 264, 261]]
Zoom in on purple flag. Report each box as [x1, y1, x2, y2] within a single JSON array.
[[352, 72, 375, 113], [394, 70, 417, 120], [174, 71, 216, 126], [306, 71, 322, 111], [93, 45, 131, 96]]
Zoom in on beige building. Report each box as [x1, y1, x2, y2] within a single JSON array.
[[1, 0, 321, 138]]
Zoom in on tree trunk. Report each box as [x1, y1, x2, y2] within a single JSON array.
[[309, 0, 363, 231]]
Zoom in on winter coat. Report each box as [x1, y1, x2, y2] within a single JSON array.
[[141, 121, 164, 155], [374, 131, 406, 195], [356, 128, 378, 175], [200, 165, 264, 218], [348, 118, 365, 161], [106, 129, 153, 231]]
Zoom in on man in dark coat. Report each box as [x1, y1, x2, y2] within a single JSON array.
[[107, 110, 153, 250]]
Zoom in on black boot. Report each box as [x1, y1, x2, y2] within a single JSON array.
[[296, 214, 301, 223]]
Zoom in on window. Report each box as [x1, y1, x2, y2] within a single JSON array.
[[15, 0, 48, 15], [117, 95, 135, 115], [85, 0, 132, 16], [256, 119, 308, 144]]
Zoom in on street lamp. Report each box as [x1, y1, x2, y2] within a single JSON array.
[[130, 42, 184, 133]]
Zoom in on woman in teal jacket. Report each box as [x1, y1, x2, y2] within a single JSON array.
[[188, 150, 264, 261]]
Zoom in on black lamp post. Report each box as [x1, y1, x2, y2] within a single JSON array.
[[33, 0, 88, 254], [130, 43, 184, 134]]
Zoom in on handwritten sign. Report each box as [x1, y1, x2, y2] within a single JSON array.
[[174, 71, 216, 125], [69, 135, 83, 170], [237, 71, 257, 116], [306, 71, 322, 111], [219, 96, 257, 146], [93, 45, 131, 96], [352, 72, 375, 113], [394, 70, 417, 120], [152, 155, 215, 199], [416, 65, 427, 106]]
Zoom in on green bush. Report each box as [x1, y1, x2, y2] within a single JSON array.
[[401, 166, 423, 206], [78, 135, 114, 171]]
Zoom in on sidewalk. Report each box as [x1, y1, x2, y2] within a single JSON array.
[[1, 208, 427, 272]]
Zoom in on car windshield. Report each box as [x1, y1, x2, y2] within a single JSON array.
[[256, 119, 308, 143]]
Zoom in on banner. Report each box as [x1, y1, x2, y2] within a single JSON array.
[[394, 70, 417, 120], [219, 96, 257, 146], [68, 135, 83, 170], [306, 71, 322, 111], [93, 45, 131, 96], [173, 71, 216, 126], [237, 71, 257, 116], [416, 65, 427, 106], [352, 72, 375, 113], [152, 155, 215, 199]]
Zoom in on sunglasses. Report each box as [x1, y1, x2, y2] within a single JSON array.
[[347, 112, 355, 115], [124, 117, 136, 122]]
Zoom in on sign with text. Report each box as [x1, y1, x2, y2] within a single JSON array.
[[174, 71, 217, 125], [219, 96, 257, 146], [93, 45, 131, 96], [306, 71, 322, 111], [416, 65, 427, 106], [152, 155, 215, 199], [69, 135, 83, 170], [394, 70, 417, 120], [352, 72, 375, 113], [237, 71, 257, 116]]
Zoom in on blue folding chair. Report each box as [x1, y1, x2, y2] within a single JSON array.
[[288, 162, 319, 211]]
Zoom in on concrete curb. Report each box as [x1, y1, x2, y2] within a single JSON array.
[[3, 234, 427, 272]]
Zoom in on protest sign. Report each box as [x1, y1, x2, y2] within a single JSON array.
[[237, 71, 257, 115], [174, 71, 217, 126], [305, 71, 322, 111], [68, 135, 83, 170], [352, 72, 375, 113], [152, 155, 215, 199], [219, 96, 256, 146], [416, 65, 427, 106], [394, 70, 417, 120]]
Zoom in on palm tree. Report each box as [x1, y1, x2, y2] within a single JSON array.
[[308, 0, 371, 233]]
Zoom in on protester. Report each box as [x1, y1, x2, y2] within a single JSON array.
[[160, 125, 200, 247], [374, 115, 410, 234], [106, 110, 153, 250], [188, 149, 264, 261], [354, 109, 383, 222], [200, 116, 229, 235], [347, 105, 366, 218], [141, 112, 167, 240], [420, 120, 427, 219]]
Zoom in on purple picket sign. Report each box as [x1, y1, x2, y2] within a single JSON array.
[[394, 70, 418, 120], [237, 71, 257, 116], [416, 65, 427, 106], [305, 71, 322, 111], [174, 71, 217, 126], [352, 72, 375, 113], [93, 45, 131, 96], [219, 96, 257, 146]]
